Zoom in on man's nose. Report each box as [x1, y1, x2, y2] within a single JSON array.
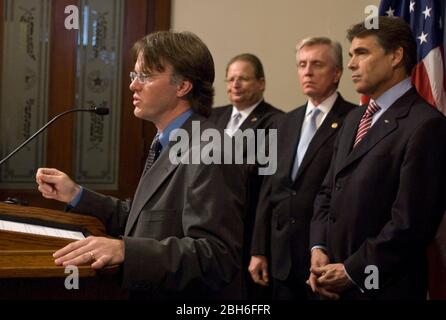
[[129, 78, 140, 91], [303, 65, 313, 75], [231, 80, 242, 88], [347, 57, 356, 70]]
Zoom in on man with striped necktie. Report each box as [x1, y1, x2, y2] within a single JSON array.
[[309, 17, 446, 300]]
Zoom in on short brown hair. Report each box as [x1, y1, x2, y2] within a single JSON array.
[[133, 31, 215, 117], [225, 53, 265, 79], [347, 16, 417, 75]]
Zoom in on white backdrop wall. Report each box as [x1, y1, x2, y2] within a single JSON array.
[[172, 0, 380, 111]]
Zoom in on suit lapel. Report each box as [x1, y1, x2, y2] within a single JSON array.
[[336, 89, 417, 176], [335, 106, 364, 168], [213, 106, 232, 130], [294, 96, 351, 181], [124, 145, 179, 235], [124, 114, 204, 236], [239, 100, 266, 131], [281, 106, 306, 185], [219, 107, 233, 130]]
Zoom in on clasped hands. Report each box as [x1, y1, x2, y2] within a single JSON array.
[[307, 248, 353, 300]]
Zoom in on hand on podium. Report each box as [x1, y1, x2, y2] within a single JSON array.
[[54, 236, 125, 269]]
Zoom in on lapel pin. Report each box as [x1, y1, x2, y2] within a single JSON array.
[[251, 117, 258, 122], [384, 119, 390, 124], [331, 122, 338, 129]]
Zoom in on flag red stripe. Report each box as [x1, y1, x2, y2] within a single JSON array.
[[412, 62, 437, 108]]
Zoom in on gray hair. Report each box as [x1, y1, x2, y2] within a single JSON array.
[[296, 37, 343, 71]]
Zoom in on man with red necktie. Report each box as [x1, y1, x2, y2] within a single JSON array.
[[309, 16, 446, 300]]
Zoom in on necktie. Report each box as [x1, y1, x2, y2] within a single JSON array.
[[353, 100, 381, 148], [291, 107, 321, 180], [143, 134, 162, 175], [227, 112, 242, 136]]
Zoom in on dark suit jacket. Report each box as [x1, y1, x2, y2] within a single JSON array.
[[310, 88, 446, 299], [72, 113, 246, 299], [209, 100, 283, 250], [251, 94, 355, 282], [209, 100, 282, 134], [209, 100, 282, 297]]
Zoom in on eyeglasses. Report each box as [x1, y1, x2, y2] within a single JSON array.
[[224, 76, 255, 84], [130, 71, 170, 84]]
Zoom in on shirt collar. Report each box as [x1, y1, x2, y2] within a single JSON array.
[[374, 77, 412, 112], [306, 91, 338, 116], [231, 99, 263, 119], [158, 109, 193, 148]]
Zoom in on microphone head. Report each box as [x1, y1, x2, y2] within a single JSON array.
[[93, 107, 110, 115]]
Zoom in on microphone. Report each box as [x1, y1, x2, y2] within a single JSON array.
[[93, 107, 110, 115], [0, 106, 109, 166]]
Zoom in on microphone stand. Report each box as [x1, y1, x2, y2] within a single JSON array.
[[0, 107, 108, 167]]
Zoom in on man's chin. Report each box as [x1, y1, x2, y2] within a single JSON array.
[[303, 88, 317, 97], [134, 108, 151, 121], [354, 87, 368, 95], [352, 83, 368, 95], [230, 96, 244, 104]]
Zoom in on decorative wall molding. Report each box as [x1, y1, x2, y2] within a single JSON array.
[[0, 0, 51, 188], [74, 0, 124, 189]]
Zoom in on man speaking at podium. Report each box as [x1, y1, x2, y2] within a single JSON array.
[[35, 31, 245, 299]]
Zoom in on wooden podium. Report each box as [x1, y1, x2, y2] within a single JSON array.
[[0, 203, 127, 299]]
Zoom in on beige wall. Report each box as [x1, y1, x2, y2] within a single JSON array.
[[171, 0, 379, 111]]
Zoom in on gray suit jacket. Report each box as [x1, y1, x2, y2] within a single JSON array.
[[73, 113, 245, 299]]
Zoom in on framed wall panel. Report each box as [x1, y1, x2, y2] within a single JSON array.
[[0, 0, 170, 208], [73, 0, 124, 189], [0, 0, 51, 189]]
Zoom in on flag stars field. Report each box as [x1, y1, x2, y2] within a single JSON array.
[[422, 6, 432, 19], [418, 31, 429, 45]]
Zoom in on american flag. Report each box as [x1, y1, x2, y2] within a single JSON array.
[[379, 0, 445, 113], [379, 0, 446, 299]]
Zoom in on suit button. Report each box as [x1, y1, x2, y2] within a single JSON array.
[[335, 182, 341, 191], [290, 219, 296, 224], [291, 191, 297, 196]]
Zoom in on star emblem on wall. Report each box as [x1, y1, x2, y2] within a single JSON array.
[[87, 70, 109, 93]]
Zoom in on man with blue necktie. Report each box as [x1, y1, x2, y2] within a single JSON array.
[[249, 37, 355, 300]]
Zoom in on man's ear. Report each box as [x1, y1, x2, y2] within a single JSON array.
[[176, 79, 193, 98], [391, 47, 404, 68], [258, 77, 266, 92], [333, 68, 342, 85]]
